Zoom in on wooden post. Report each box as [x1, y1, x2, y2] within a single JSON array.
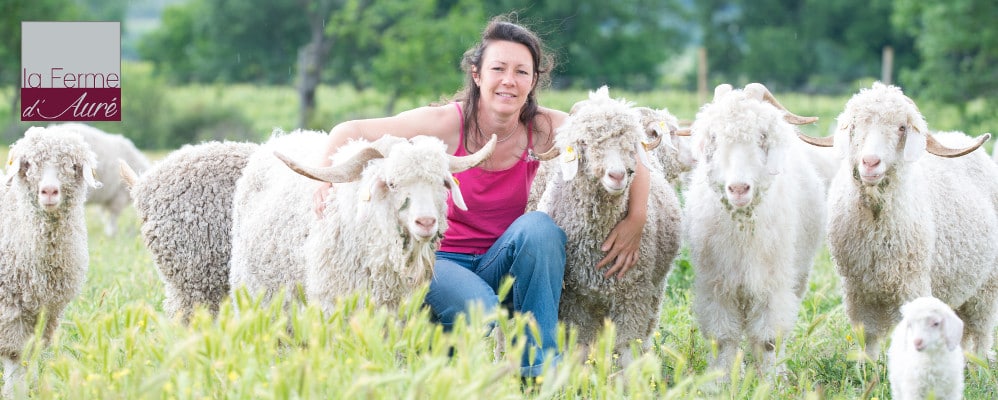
[[882, 46, 894, 85], [698, 47, 708, 105]]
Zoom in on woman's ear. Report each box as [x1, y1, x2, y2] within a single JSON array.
[[471, 66, 481, 86]]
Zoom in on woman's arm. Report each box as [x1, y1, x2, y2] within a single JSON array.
[[595, 158, 650, 278]]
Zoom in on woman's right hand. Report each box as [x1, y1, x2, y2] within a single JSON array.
[[313, 181, 332, 218]]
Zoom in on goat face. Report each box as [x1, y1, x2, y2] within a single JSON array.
[[7, 152, 97, 213], [897, 296, 964, 353], [370, 175, 447, 242], [707, 139, 771, 209], [835, 84, 930, 186]]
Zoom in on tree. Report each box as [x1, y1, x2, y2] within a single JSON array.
[[893, 0, 998, 103], [138, 0, 310, 84], [0, 0, 84, 139], [688, 0, 914, 93], [483, 0, 691, 90]]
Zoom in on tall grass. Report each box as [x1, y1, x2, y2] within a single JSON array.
[[0, 203, 991, 399]]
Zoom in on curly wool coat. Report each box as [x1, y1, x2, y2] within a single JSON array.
[[1, 126, 99, 396], [683, 84, 827, 375], [229, 131, 460, 314], [536, 87, 681, 366], [822, 83, 998, 359], [123, 140, 258, 320]]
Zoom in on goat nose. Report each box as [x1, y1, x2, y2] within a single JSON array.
[[608, 171, 625, 182], [415, 217, 436, 230], [41, 186, 60, 197], [861, 155, 881, 169], [727, 183, 750, 196], [913, 338, 925, 351]]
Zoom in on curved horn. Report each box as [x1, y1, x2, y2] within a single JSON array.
[[745, 83, 819, 125], [275, 147, 383, 183], [675, 128, 692, 137], [642, 128, 663, 151], [448, 134, 497, 172], [533, 146, 560, 161], [119, 159, 138, 192], [797, 132, 835, 147], [925, 133, 990, 158]]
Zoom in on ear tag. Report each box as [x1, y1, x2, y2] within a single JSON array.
[[359, 186, 371, 202], [561, 145, 577, 163]]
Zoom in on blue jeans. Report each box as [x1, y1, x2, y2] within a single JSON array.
[[426, 211, 567, 377]]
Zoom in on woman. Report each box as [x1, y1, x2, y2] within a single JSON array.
[[314, 16, 650, 377]]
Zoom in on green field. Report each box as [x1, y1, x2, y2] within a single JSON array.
[[2, 84, 998, 398]]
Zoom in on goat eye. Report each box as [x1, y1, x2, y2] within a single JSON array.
[[626, 168, 635, 176], [899, 125, 907, 134], [386, 182, 397, 190]]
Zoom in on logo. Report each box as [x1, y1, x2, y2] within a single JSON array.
[[21, 22, 121, 122]]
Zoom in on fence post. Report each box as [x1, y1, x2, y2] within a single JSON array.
[[698, 47, 708, 105], [882, 46, 894, 85]]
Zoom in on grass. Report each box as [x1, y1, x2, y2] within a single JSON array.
[[0, 204, 991, 399]]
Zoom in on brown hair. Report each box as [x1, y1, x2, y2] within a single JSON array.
[[454, 15, 555, 150]]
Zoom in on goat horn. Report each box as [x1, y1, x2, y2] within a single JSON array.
[[533, 146, 560, 161], [448, 134, 497, 172], [675, 128, 692, 137], [925, 133, 991, 158], [642, 127, 663, 151], [746, 83, 819, 125], [275, 147, 384, 183], [797, 132, 834, 147], [119, 160, 138, 191]]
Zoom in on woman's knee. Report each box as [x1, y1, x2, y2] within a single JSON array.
[[515, 211, 567, 246]]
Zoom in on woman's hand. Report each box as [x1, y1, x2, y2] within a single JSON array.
[[313, 181, 332, 218], [595, 214, 645, 278]]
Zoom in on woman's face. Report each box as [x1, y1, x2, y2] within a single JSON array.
[[473, 40, 536, 114]]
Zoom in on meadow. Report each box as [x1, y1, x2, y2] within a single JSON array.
[[2, 83, 998, 399]]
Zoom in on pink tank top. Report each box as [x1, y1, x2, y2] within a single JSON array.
[[440, 103, 539, 254]]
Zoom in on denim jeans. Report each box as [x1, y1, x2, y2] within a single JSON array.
[[426, 211, 567, 377]]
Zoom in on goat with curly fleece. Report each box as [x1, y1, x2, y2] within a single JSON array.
[[1, 126, 101, 398], [799, 82, 998, 360], [229, 130, 494, 314], [120, 141, 259, 321], [534, 86, 681, 367], [684, 83, 827, 377]]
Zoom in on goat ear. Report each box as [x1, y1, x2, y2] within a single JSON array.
[[4, 155, 21, 187], [446, 174, 468, 211], [833, 122, 851, 160], [559, 144, 579, 181], [902, 125, 927, 162], [83, 161, 103, 189], [634, 142, 652, 170], [942, 309, 964, 352]]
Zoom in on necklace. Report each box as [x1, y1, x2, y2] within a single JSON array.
[[478, 123, 519, 143]]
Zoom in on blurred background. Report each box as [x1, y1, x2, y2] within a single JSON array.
[[1, 0, 995, 149]]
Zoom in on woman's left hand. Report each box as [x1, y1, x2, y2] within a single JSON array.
[[596, 215, 645, 278]]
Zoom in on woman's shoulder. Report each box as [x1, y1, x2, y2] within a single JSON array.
[[532, 106, 568, 151]]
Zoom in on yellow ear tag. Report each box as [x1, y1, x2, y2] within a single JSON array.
[[5, 152, 13, 166], [359, 186, 371, 202], [451, 176, 460, 186], [561, 146, 577, 163]]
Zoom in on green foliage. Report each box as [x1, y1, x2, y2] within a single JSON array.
[[10, 205, 995, 398], [893, 1, 998, 103], [484, 0, 691, 90], [138, 0, 310, 84], [690, 0, 917, 94], [365, 0, 485, 113]]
